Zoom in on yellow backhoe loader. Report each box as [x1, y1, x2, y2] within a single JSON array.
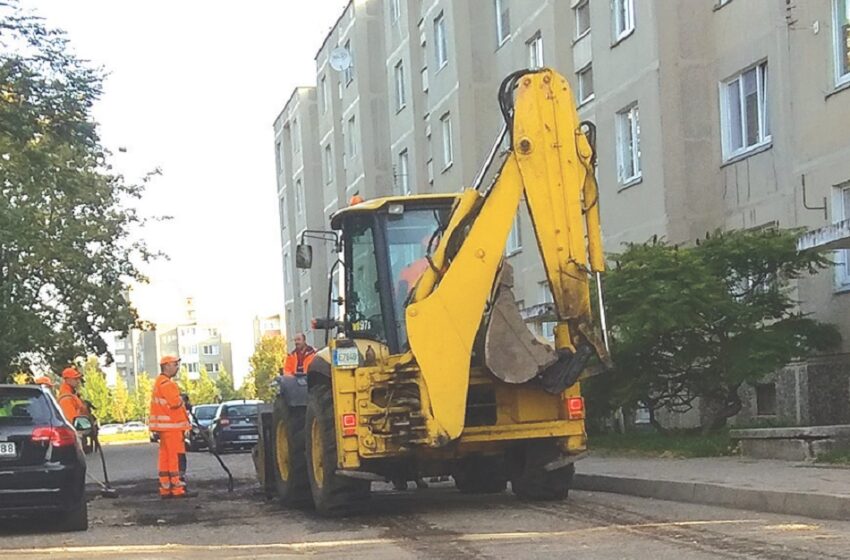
[[253, 68, 611, 516]]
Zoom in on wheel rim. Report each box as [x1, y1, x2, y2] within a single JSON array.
[[275, 420, 290, 482], [311, 417, 324, 488]]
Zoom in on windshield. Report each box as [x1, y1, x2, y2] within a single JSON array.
[[0, 389, 54, 426], [346, 217, 386, 342], [194, 406, 218, 420], [386, 208, 448, 349], [224, 404, 258, 417]]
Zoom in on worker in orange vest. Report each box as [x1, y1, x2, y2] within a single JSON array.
[[34, 375, 54, 390], [283, 333, 316, 375], [57, 367, 89, 423], [148, 355, 194, 499]]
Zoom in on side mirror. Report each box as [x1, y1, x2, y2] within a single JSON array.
[[296, 244, 313, 269], [73, 416, 92, 432]]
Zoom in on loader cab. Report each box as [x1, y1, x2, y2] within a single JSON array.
[[330, 195, 457, 354]]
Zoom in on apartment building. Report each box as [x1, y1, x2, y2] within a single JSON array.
[[276, 0, 850, 426], [253, 314, 284, 347]]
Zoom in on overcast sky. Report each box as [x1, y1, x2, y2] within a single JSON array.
[[21, 0, 348, 384]]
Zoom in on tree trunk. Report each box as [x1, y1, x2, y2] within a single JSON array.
[[700, 386, 742, 435], [648, 407, 669, 435]]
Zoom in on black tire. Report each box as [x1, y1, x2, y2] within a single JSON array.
[[510, 440, 574, 501], [305, 382, 369, 516], [452, 456, 507, 494], [60, 497, 88, 532], [271, 397, 312, 508]]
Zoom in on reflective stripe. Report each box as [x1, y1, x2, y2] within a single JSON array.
[[149, 421, 191, 429]]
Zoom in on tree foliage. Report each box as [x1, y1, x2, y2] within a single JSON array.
[[80, 356, 110, 422], [110, 374, 130, 423], [238, 371, 257, 400], [176, 366, 220, 407], [248, 335, 285, 402], [130, 372, 153, 422], [0, 2, 161, 380], [215, 366, 237, 401], [590, 229, 840, 432]]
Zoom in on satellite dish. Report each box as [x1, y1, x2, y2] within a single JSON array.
[[329, 47, 352, 72]]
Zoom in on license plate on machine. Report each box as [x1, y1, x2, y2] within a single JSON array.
[[0, 442, 16, 457], [333, 347, 360, 368], [238, 435, 258, 441]]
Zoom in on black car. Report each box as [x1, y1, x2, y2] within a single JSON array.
[[185, 404, 218, 451], [208, 400, 261, 453], [0, 384, 88, 531]]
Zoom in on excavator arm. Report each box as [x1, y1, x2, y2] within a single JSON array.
[[405, 69, 610, 445]]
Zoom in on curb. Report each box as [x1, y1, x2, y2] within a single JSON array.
[[573, 473, 850, 521]]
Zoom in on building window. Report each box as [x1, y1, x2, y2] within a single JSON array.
[[274, 140, 282, 175], [292, 119, 301, 153], [390, 0, 401, 25], [202, 344, 219, 356], [324, 144, 333, 184], [755, 383, 777, 416], [434, 12, 448, 69], [527, 32, 544, 69], [394, 59, 406, 111], [295, 179, 305, 216], [616, 103, 641, 184], [302, 297, 311, 332], [577, 64, 594, 104], [613, 0, 635, 42], [537, 281, 555, 341], [834, 182, 850, 289], [284, 253, 292, 298], [440, 113, 453, 169], [397, 149, 410, 195], [720, 61, 770, 161], [575, 0, 590, 39], [495, 0, 511, 46], [343, 40, 354, 85], [506, 212, 522, 254], [421, 66, 429, 92], [186, 363, 199, 374], [320, 75, 328, 115], [347, 116, 357, 158], [205, 363, 220, 374], [834, 0, 850, 85], [279, 195, 287, 230]]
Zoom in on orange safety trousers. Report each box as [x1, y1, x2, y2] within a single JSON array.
[[157, 431, 186, 497]]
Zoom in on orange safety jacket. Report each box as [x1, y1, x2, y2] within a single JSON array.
[[399, 258, 429, 294], [57, 382, 89, 423], [283, 347, 316, 376], [148, 374, 190, 432]]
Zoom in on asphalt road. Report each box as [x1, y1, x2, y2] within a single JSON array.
[[2, 443, 850, 559]]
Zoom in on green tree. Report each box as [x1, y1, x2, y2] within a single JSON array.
[[215, 366, 237, 401], [0, 3, 162, 381], [238, 371, 257, 400], [193, 367, 219, 405], [248, 335, 285, 402], [110, 374, 130, 423], [592, 229, 840, 433], [130, 373, 153, 422], [80, 357, 112, 423]]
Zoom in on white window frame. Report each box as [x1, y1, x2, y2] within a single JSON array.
[[274, 140, 282, 175], [440, 113, 453, 170], [575, 0, 590, 40], [394, 59, 406, 111], [616, 103, 641, 185], [834, 0, 850, 86], [834, 182, 850, 290], [397, 149, 410, 195], [577, 63, 594, 104], [495, 0, 511, 46], [506, 212, 522, 255], [320, 75, 328, 115], [295, 179, 305, 216], [719, 61, 770, 161], [612, 0, 635, 43], [292, 119, 301, 153], [537, 281, 555, 341], [324, 144, 333, 184], [343, 40, 354, 85], [390, 0, 401, 25], [527, 32, 544, 69], [434, 12, 448, 69], [347, 116, 357, 158]]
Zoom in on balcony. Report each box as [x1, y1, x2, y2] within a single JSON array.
[[797, 219, 850, 252]]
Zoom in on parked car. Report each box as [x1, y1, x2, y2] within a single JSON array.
[[185, 404, 219, 451], [122, 421, 147, 433], [98, 423, 124, 436], [0, 384, 88, 531], [208, 400, 262, 453]]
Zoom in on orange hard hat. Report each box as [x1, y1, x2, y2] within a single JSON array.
[[34, 376, 53, 387], [348, 194, 364, 206], [61, 367, 82, 380], [159, 354, 181, 366]]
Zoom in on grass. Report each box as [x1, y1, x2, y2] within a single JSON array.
[[814, 450, 850, 465], [589, 429, 738, 458], [98, 431, 150, 444]]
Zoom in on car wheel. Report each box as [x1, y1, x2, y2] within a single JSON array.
[[60, 498, 88, 532]]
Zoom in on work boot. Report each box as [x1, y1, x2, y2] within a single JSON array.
[[174, 489, 199, 498]]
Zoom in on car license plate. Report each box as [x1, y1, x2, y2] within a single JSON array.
[[238, 435, 258, 441], [0, 442, 16, 457], [333, 347, 360, 368]]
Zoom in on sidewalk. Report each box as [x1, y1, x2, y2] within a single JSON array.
[[574, 455, 850, 520]]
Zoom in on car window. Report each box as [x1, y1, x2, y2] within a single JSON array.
[[0, 389, 54, 425], [224, 404, 258, 417], [194, 406, 218, 420]]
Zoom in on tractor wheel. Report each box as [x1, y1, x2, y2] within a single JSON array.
[[305, 382, 370, 516], [452, 456, 507, 494], [510, 440, 574, 501], [271, 397, 312, 508]]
